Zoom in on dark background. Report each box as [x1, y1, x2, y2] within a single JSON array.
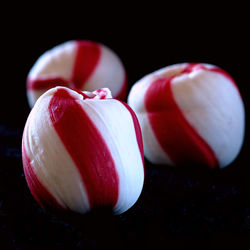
[[1, 4, 249, 250]]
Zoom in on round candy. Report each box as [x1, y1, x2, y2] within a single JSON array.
[[128, 63, 245, 169], [26, 40, 127, 107], [22, 87, 144, 215]]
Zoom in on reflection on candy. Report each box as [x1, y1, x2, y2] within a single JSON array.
[[27, 40, 127, 107], [22, 87, 144, 215], [128, 63, 245, 169]]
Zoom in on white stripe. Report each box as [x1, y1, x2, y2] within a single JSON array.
[[153, 62, 188, 77], [171, 68, 245, 167], [83, 44, 126, 97], [128, 73, 173, 165], [23, 88, 90, 213], [80, 98, 144, 214], [28, 41, 76, 81]]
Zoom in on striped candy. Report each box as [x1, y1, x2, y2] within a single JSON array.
[[27, 40, 127, 107], [22, 87, 144, 215], [128, 63, 245, 169]]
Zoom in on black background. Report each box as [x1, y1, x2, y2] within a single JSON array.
[[1, 4, 250, 250]]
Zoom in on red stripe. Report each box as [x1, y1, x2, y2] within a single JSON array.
[[27, 77, 70, 90], [117, 100, 144, 169], [48, 88, 119, 209], [22, 136, 64, 210], [145, 77, 218, 168], [72, 40, 101, 89], [115, 73, 128, 100]]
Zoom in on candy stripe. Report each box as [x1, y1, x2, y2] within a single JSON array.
[[27, 77, 71, 90], [48, 88, 119, 209], [72, 41, 101, 89], [145, 77, 218, 168], [172, 65, 244, 167], [27, 41, 77, 92], [22, 138, 63, 210], [127, 74, 173, 165], [81, 44, 127, 99], [118, 100, 144, 166], [24, 90, 92, 213], [80, 98, 144, 214], [115, 74, 128, 101]]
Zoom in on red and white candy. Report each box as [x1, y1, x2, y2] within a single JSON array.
[[128, 63, 245, 169], [26, 40, 127, 107], [22, 87, 144, 215]]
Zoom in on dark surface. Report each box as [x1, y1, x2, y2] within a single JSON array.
[[1, 5, 250, 250]]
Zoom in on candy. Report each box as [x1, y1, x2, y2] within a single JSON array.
[[26, 40, 127, 107], [128, 63, 245, 169], [22, 87, 144, 215]]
